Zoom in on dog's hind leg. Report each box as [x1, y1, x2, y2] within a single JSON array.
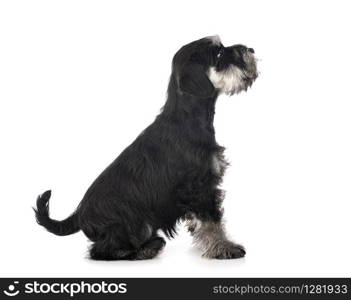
[[89, 224, 165, 261], [89, 240, 135, 260], [132, 235, 166, 260], [90, 235, 165, 261], [89, 224, 138, 260]]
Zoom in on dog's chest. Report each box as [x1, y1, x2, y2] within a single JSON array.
[[211, 151, 228, 176]]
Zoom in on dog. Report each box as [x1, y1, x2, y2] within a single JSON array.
[[34, 35, 258, 260]]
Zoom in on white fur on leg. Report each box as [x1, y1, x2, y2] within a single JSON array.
[[187, 216, 245, 259]]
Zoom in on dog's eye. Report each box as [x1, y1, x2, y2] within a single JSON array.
[[217, 49, 223, 59]]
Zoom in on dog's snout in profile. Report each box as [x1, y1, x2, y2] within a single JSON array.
[[231, 45, 254, 54]]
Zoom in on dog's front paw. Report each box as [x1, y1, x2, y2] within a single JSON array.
[[203, 241, 246, 259]]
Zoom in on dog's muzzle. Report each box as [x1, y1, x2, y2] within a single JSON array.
[[208, 50, 258, 96], [243, 51, 258, 80]]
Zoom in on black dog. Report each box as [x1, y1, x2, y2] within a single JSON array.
[[34, 35, 258, 260]]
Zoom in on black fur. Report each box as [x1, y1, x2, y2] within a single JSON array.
[[34, 36, 257, 260], [35, 190, 79, 236]]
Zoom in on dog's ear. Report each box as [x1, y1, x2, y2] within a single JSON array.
[[178, 64, 215, 98]]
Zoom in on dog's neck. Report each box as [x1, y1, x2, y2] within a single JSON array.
[[159, 75, 218, 143]]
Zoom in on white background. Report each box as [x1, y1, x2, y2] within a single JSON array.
[[0, 0, 350, 277]]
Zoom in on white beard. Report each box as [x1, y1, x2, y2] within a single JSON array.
[[207, 65, 247, 95], [207, 51, 258, 96]]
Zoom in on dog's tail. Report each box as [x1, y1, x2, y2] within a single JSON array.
[[33, 190, 80, 236]]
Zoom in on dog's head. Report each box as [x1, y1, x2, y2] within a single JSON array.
[[173, 35, 258, 98]]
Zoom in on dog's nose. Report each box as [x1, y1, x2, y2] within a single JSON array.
[[248, 48, 254, 54]]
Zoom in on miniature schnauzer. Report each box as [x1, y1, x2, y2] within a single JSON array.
[[34, 35, 258, 260]]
